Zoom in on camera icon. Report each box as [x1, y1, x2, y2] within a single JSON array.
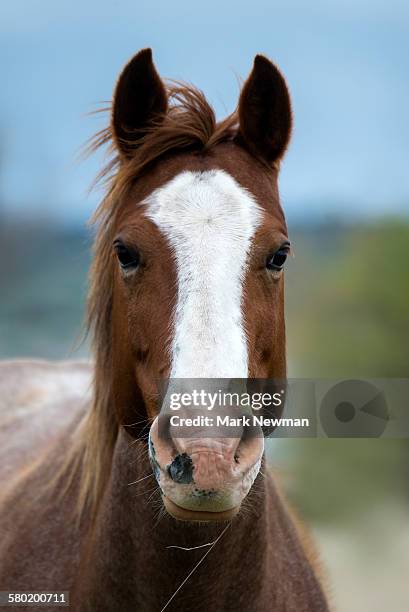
[[319, 380, 389, 438]]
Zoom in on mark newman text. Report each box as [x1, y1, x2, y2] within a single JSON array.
[[169, 415, 310, 428]]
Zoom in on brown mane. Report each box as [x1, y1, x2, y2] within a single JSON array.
[[60, 83, 239, 521]]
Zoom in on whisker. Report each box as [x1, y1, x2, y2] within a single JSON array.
[[131, 485, 159, 498], [147, 486, 161, 504], [127, 473, 154, 486], [124, 417, 152, 427], [166, 541, 216, 552], [160, 522, 231, 612], [152, 504, 168, 530]]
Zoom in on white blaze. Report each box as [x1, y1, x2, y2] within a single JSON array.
[[145, 170, 261, 378]]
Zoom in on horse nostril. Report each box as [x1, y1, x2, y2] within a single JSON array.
[[167, 453, 194, 484]]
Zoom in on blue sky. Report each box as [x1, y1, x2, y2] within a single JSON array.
[[1, 0, 408, 224]]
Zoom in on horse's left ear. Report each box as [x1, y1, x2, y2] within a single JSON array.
[[237, 55, 292, 164], [112, 48, 168, 158]]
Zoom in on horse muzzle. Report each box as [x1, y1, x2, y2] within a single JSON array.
[[148, 415, 264, 521]]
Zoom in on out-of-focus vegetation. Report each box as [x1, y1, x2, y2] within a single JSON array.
[[0, 222, 90, 359], [286, 220, 409, 378], [275, 219, 409, 524]]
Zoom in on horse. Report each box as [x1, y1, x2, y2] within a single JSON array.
[[0, 49, 329, 611]]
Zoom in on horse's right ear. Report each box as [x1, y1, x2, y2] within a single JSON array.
[[112, 48, 168, 158]]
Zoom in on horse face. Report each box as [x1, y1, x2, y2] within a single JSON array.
[[109, 49, 292, 521]]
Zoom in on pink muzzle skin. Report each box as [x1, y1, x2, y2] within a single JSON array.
[[148, 416, 264, 520]]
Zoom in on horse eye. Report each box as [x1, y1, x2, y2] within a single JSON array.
[[114, 242, 140, 270], [266, 246, 289, 271]]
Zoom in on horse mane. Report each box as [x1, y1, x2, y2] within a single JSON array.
[[59, 83, 239, 522]]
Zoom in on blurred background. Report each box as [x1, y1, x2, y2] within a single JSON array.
[[1, 1, 408, 610]]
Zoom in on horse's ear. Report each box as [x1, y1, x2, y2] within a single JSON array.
[[237, 55, 292, 164], [112, 48, 168, 158]]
